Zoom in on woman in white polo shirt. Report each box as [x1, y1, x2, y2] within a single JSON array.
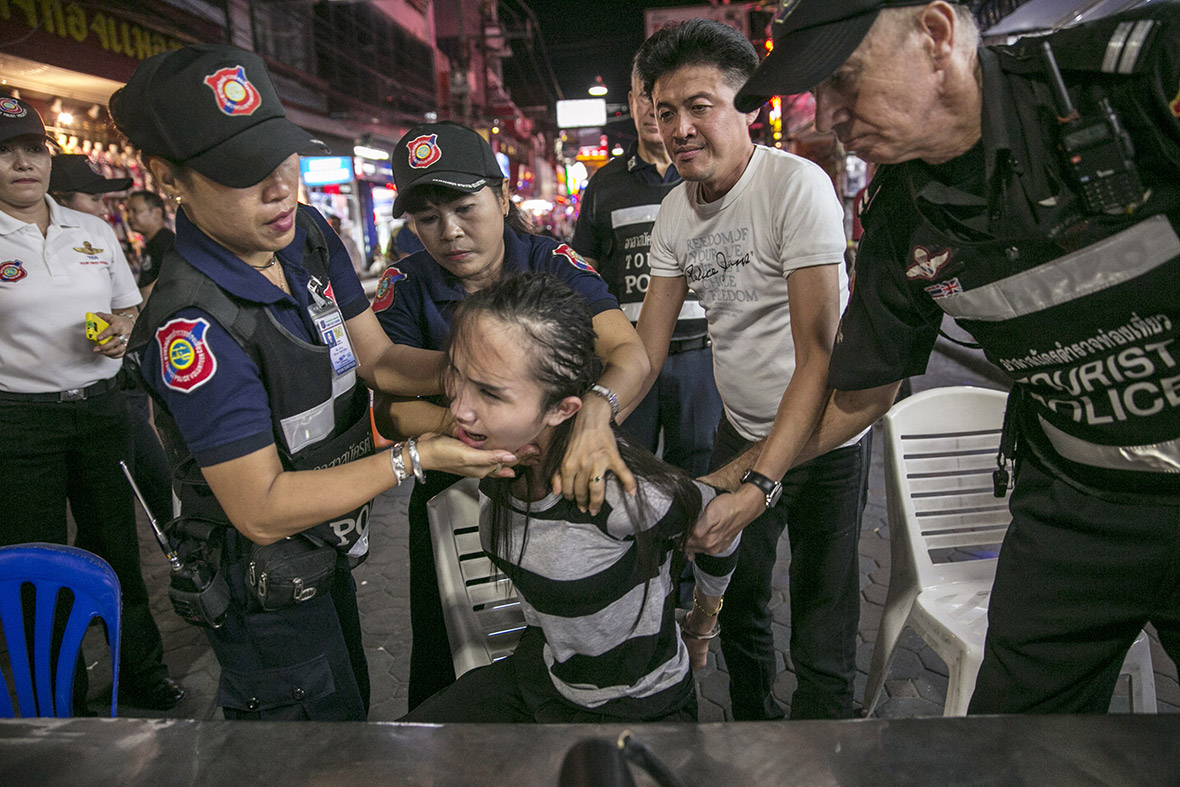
[[0, 97, 184, 712]]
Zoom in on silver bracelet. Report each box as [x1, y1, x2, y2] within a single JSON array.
[[588, 383, 619, 421], [389, 442, 409, 485], [406, 436, 427, 483], [675, 607, 721, 640]]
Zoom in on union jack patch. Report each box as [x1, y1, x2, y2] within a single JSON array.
[[924, 277, 963, 300]]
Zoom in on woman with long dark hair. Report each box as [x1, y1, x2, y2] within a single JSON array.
[[373, 121, 652, 708], [402, 274, 738, 723]]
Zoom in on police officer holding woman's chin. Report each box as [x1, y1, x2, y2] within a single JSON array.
[[113, 44, 516, 721]]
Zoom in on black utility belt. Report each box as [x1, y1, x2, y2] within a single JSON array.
[[668, 335, 710, 355], [0, 375, 120, 402]]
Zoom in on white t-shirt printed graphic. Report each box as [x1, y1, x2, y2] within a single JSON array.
[[649, 145, 851, 442]]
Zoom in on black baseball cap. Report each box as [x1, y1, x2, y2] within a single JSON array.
[[735, 0, 961, 112], [0, 96, 50, 145], [392, 121, 504, 216], [49, 154, 133, 194], [109, 44, 325, 188]]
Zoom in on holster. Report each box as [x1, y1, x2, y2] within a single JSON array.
[[246, 534, 337, 611], [163, 516, 232, 629]]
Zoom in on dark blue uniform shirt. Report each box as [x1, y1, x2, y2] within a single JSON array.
[[139, 206, 368, 466]]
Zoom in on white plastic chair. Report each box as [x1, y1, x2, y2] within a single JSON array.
[[427, 478, 526, 678], [865, 386, 1156, 716]]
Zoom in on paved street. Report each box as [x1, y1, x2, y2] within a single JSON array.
[[95, 327, 1179, 721]]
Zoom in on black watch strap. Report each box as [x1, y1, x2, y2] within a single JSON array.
[[740, 469, 782, 508]]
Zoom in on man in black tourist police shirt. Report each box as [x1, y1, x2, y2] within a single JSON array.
[[125, 190, 174, 298], [573, 59, 722, 477], [733, 0, 1180, 713]]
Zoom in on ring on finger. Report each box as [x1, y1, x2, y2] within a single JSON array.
[[591, 475, 603, 483], [492, 462, 502, 474]]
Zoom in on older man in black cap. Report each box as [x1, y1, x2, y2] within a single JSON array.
[[734, 1, 1180, 714]]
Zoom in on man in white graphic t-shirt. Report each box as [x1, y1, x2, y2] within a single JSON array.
[[628, 19, 871, 720]]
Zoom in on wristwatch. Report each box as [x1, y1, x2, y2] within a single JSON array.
[[740, 469, 782, 509]]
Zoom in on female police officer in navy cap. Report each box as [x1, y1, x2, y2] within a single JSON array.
[[371, 121, 651, 708], [111, 44, 518, 721]]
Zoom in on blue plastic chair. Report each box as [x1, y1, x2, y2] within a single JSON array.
[[0, 543, 122, 718]]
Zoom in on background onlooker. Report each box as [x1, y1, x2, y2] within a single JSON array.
[[48, 153, 131, 219], [1, 99, 184, 713], [125, 190, 174, 300]]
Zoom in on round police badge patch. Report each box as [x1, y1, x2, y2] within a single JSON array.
[[0, 260, 28, 282], [0, 97, 27, 118], [156, 317, 218, 393]]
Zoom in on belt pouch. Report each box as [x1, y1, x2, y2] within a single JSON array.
[[246, 534, 337, 611]]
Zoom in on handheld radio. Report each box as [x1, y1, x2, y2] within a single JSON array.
[[1039, 40, 1148, 215], [119, 461, 230, 628]]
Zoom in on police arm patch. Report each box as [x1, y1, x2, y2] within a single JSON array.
[[553, 243, 598, 274], [156, 317, 218, 393], [371, 265, 407, 313]]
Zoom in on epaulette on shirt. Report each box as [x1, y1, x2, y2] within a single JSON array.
[[995, 4, 1180, 133]]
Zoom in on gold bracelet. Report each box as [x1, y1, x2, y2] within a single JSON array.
[[693, 590, 723, 618]]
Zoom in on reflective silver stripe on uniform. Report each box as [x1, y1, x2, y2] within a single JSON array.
[[610, 204, 659, 229], [280, 368, 357, 453], [1118, 19, 1155, 74], [620, 299, 707, 322], [1039, 416, 1180, 473], [1102, 21, 1134, 73], [937, 215, 1180, 322]]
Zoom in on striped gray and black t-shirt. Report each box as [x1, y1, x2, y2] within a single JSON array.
[[479, 478, 739, 710]]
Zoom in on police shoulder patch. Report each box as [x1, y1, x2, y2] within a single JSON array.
[[371, 266, 408, 313], [553, 243, 597, 274], [156, 317, 218, 393]]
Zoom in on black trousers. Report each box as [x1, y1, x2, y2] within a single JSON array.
[[208, 535, 369, 721], [710, 417, 871, 720], [406, 469, 461, 710], [969, 459, 1180, 714], [401, 627, 697, 723], [123, 388, 175, 524], [0, 388, 168, 691]]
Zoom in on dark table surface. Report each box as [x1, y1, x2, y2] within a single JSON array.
[[1, 714, 1177, 786]]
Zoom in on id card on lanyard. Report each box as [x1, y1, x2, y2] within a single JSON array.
[[307, 275, 358, 378]]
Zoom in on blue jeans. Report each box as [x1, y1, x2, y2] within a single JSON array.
[[622, 344, 721, 477], [711, 417, 870, 720]]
